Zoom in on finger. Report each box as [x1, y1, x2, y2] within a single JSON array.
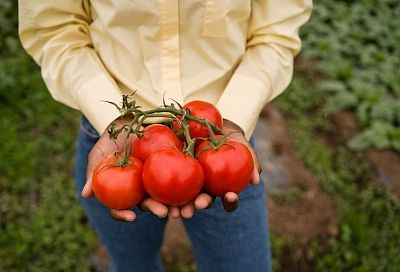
[[168, 207, 181, 218], [110, 209, 137, 222], [82, 146, 109, 198], [140, 198, 168, 218], [194, 193, 215, 209], [82, 161, 95, 198], [251, 166, 260, 185], [222, 192, 239, 212], [228, 132, 262, 186], [180, 202, 196, 219], [248, 146, 262, 185], [81, 179, 94, 198]]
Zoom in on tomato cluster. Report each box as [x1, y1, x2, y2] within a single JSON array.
[[92, 100, 254, 210]]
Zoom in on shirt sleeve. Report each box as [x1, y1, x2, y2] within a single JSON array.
[[19, 0, 121, 134], [216, 0, 313, 138]]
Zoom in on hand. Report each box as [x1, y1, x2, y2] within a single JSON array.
[[223, 119, 262, 185], [182, 119, 262, 216], [195, 119, 262, 213], [81, 117, 172, 221]]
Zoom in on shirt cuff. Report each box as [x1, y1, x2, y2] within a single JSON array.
[[75, 74, 122, 134], [216, 74, 271, 139]]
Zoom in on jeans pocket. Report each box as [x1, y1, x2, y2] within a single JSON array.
[[80, 116, 100, 142]]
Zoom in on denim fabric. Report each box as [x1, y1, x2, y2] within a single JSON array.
[[75, 116, 272, 272]]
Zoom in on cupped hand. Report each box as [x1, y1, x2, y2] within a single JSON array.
[[81, 117, 172, 221], [193, 119, 261, 213], [177, 119, 262, 217], [222, 119, 262, 185]]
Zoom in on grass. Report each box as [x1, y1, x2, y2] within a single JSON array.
[[0, 54, 97, 271]]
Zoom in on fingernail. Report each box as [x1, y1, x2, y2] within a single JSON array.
[[125, 215, 135, 222], [253, 171, 260, 184], [226, 194, 236, 202], [81, 183, 87, 196]]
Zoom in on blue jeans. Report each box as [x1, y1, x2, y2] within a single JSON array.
[[75, 116, 272, 272]]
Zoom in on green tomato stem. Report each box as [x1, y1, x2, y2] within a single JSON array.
[[105, 95, 226, 157]]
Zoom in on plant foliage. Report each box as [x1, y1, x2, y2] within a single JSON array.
[[301, 0, 400, 151]]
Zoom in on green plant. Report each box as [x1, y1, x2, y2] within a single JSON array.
[[301, 0, 400, 152], [0, 2, 97, 271]]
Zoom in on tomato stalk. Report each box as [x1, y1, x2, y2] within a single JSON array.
[[105, 95, 225, 158], [205, 121, 226, 148], [180, 120, 196, 157], [107, 95, 224, 134]]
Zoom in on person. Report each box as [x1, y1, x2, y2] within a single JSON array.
[[19, 1, 312, 271]]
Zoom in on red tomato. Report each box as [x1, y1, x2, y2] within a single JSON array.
[[142, 149, 204, 206], [174, 100, 223, 139], [132, 124, 183, 162], [92, 155, 145, 210], [196, 138, 254, 197]]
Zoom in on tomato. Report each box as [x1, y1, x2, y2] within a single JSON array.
[[142, 149, 204, 206], [174, 100, 223, 139], [92, 155, 145, 210], [196, 138, 254, 197], [132, 124, 183, 162]]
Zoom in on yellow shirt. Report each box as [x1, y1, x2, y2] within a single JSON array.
[[19, 0, 312, 138]]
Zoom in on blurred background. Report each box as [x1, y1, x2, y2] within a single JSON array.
[[1, 0, 399, 271]]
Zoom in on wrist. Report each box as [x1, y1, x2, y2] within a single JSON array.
[[223, 119, 245, 136], [106, 115, 131, 129]]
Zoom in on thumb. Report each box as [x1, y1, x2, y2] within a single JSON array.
[[251, 166, 260, 185], [81, 176, 94, 198], [82, 146, 106, 198]]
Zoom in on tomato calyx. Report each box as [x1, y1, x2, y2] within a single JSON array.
[[93, 153, 136, 184], [195, 127, 248, 156], [196, 135, 229, 156], [112, 152, 135, 168]]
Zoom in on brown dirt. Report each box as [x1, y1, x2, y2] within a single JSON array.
[[88, 246, 109, 272], [366, 150, 400, 197], [162, 218, 195, 271], [261, 105, 338, 243]]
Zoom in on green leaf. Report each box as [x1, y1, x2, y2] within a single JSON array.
[[317, 80, 348, 94], [370, 100, 396, 123], [348, 122, 391, 150], [356, 102, 372, 125], [324, 91, 358, 113]]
